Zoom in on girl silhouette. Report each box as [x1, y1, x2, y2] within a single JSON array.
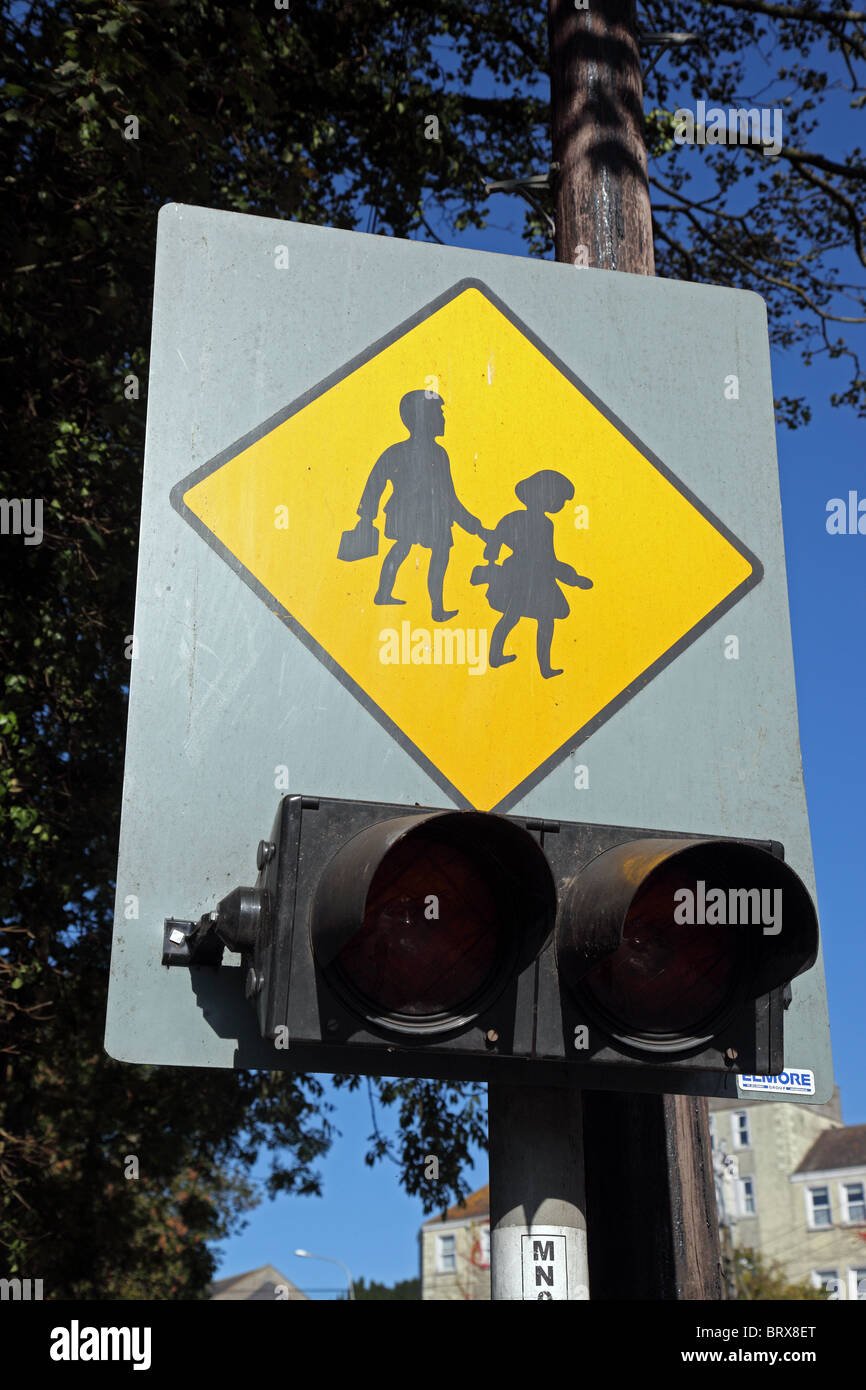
[[472, 470, 592, 679]]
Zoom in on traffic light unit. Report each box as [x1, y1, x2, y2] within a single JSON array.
[[163, 795, 819, 1092]]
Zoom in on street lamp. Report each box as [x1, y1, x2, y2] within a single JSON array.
[[294, 1248, 355, 1302]]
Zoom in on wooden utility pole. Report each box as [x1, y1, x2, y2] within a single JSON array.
[[546, 0, 724, 1300], [549, 0, 654, 274]]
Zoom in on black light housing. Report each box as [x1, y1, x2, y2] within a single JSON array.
[[162, 794, 820, 1092]]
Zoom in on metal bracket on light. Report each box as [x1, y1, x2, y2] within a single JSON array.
[[482, 167, 559, 237], [640, 31, 706, 76]]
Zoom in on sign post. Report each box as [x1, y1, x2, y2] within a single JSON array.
[[488, 1085, 588, 1301]]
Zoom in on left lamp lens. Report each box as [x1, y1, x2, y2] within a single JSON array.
[[334, 830, 502, 1017], [313, 809, 557, 1034]]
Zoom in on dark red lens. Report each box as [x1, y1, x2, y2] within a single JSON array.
[[334, 833, 503, 1016], [579, 872, 744, 1037]]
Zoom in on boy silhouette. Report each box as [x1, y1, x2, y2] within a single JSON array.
[[352, 390, 484, 622]]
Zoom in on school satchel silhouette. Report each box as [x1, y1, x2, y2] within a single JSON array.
[[471, 469, 592, 680], [338, 515, 379, 562]]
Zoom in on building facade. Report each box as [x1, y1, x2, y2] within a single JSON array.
[[790, 1124, 866, 1300], [420, 1185, 491, 1301], [709, 1090, 866, 1298]]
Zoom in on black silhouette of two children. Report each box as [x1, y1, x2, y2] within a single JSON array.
[[338, 389, 592, 678]]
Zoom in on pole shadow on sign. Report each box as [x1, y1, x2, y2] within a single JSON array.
[[337, 389, 592, 678]]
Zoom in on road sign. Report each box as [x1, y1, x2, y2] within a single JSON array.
[[106, 203, 832, 1102], [172, 279, 760, 811]]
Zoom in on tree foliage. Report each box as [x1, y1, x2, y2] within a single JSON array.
[[728, 1246, 828, 1300], [1, 0, 862, 1295], [642, 0, 866, 426], [354, 1274, 420, 1299]]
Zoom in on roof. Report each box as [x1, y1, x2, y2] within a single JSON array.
[[793, 1125, 866, 1175], [209, 1264, 308, 1301], [423, 1183, 490, 1227]]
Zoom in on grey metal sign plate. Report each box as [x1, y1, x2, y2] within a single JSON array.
[[105, 203, 832, 1100]]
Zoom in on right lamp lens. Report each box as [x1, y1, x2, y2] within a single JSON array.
[[578, 869, 746, 1039]]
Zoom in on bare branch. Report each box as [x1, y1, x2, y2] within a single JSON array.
[[713, 0, 866, 25]]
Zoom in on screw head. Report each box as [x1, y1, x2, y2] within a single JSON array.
[[245, 967, 263, 999], [257, 840, 275, 871], [327, 1018, 339, 1033], [724, 1047, 738, 1063], [486, 1029, 499, 1045]]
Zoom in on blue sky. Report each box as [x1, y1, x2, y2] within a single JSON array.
[[775, 347, 865, 1131], [214, 47, 865, 1296]]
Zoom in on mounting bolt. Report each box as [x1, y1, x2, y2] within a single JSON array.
[[327, 1018, 339, 1033], [724, 1047, 738, 1064], [245, 967, 263, 999], [486, 1029, 499, 1046], [257, 840, 275, 871]]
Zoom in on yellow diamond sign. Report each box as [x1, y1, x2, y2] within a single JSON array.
[[172, 280, 761, 811]]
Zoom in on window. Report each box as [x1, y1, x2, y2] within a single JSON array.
[[732, 1111, 750, 1148], [811, 1269, 840, 1300], [739, 1176, 757, 1216], [841, 1181, 866, 1224], [435, 1233, 456, 1274], [807, 1186, 832, 1228], [848, 1268, 866, 1301]]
